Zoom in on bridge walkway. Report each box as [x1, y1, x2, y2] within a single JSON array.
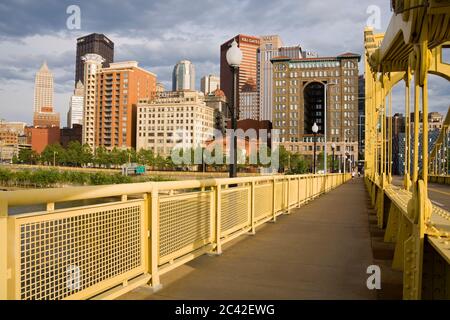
[[119, 178, 389, 300]]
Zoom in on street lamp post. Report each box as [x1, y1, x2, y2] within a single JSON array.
[[331, 142, 336, 173], [312, 122, 319, 174], [226, 40, 243, 178], [343, 154, 347, 174], [323, 82, 336, 174]]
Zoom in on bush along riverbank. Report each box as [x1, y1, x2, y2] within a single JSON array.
[[0, 168, 172, 188]]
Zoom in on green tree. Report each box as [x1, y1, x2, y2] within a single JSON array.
[[11, 154, 19, 164], [94, 146, 111, 167], [18, 149, 39, 165], [277, 146, 290, 173], [65, 141, 83, 166], [41, 144, 65, 166], [80, 144, 93, 166], [128, 148, 138, 163], [0, 168, 13, 185], [137, 148, 155, 166], [288, 154, 309, 174]]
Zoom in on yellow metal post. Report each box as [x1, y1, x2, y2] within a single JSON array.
[[215, 184, 223, 253], [404, 71, 412, 190], [412, 76, 420, 184], [150, 188, 161, 291], [250, 181, 256, 235], [0, 200, 7, 299], [272, 178, 277, 221], [388, 88, 393, 182]]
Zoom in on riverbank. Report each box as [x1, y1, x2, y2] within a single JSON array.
[[0, 167, 173, 189]]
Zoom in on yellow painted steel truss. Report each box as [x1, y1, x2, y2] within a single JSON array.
[[364, 0, 450, 300]]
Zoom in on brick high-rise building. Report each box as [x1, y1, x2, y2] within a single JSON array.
[[75, 33, 114, 85], [96, 61, 157, 149], [270, 52, 361, 165], [220, 35, 260, 119], [25, 126, 60, 154]]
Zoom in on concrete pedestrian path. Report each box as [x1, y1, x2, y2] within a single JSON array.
[[120, 178, 377, 300]]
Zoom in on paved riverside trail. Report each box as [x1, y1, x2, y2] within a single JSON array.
[[120, 178, 377, 300]]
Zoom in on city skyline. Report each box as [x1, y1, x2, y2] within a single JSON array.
[[0, 0, 448, 127]]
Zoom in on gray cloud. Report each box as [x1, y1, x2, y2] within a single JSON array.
[[0, 0, 447, 127]]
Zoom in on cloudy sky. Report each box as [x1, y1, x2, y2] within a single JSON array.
[[0, 0, 448, 126]]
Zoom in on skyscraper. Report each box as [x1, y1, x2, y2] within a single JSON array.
[[81, 54, 104, 149], [33, 61, 53, 113], [75, 33, 114, 85], [33, 62, 60, 128], [172, 60, 195, 91], [258, 35, 283, 122], [200, 74, 220, 95], [220, 35, 260, 119], [67, 81, 84, 128]]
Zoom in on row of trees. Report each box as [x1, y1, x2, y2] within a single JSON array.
[[13, 141, 174, 169], [12, 141, 343, 175], [13, 141, 276, 172]]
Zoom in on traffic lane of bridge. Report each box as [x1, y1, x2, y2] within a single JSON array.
[[120, 178, 376, 300], [426, 183, 450, 211], [391, 176, 450, 211]]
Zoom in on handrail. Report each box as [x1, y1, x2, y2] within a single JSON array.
[[0, 173, 340, 209]]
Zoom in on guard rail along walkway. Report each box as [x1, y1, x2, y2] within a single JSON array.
[[0, 173, 350, 300], [364, 1, 450, 300]]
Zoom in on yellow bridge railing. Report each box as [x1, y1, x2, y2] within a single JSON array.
[[429, 107, 450, 176], [0, 173, 350, 300], [364, 0, 450, 300]]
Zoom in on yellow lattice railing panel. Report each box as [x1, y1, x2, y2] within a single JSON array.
[[289, 179, 298, 206], [220, 186, 251, 237], [12, 201, 145, 300], [255, 182, 273, 220], [158, 191, 213, 265], [274, 182, 283, 212]]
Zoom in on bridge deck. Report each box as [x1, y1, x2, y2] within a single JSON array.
[[120, 178, 377, 300]]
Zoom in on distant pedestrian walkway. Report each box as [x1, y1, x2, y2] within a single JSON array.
[[120, 178, 377, 300]]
